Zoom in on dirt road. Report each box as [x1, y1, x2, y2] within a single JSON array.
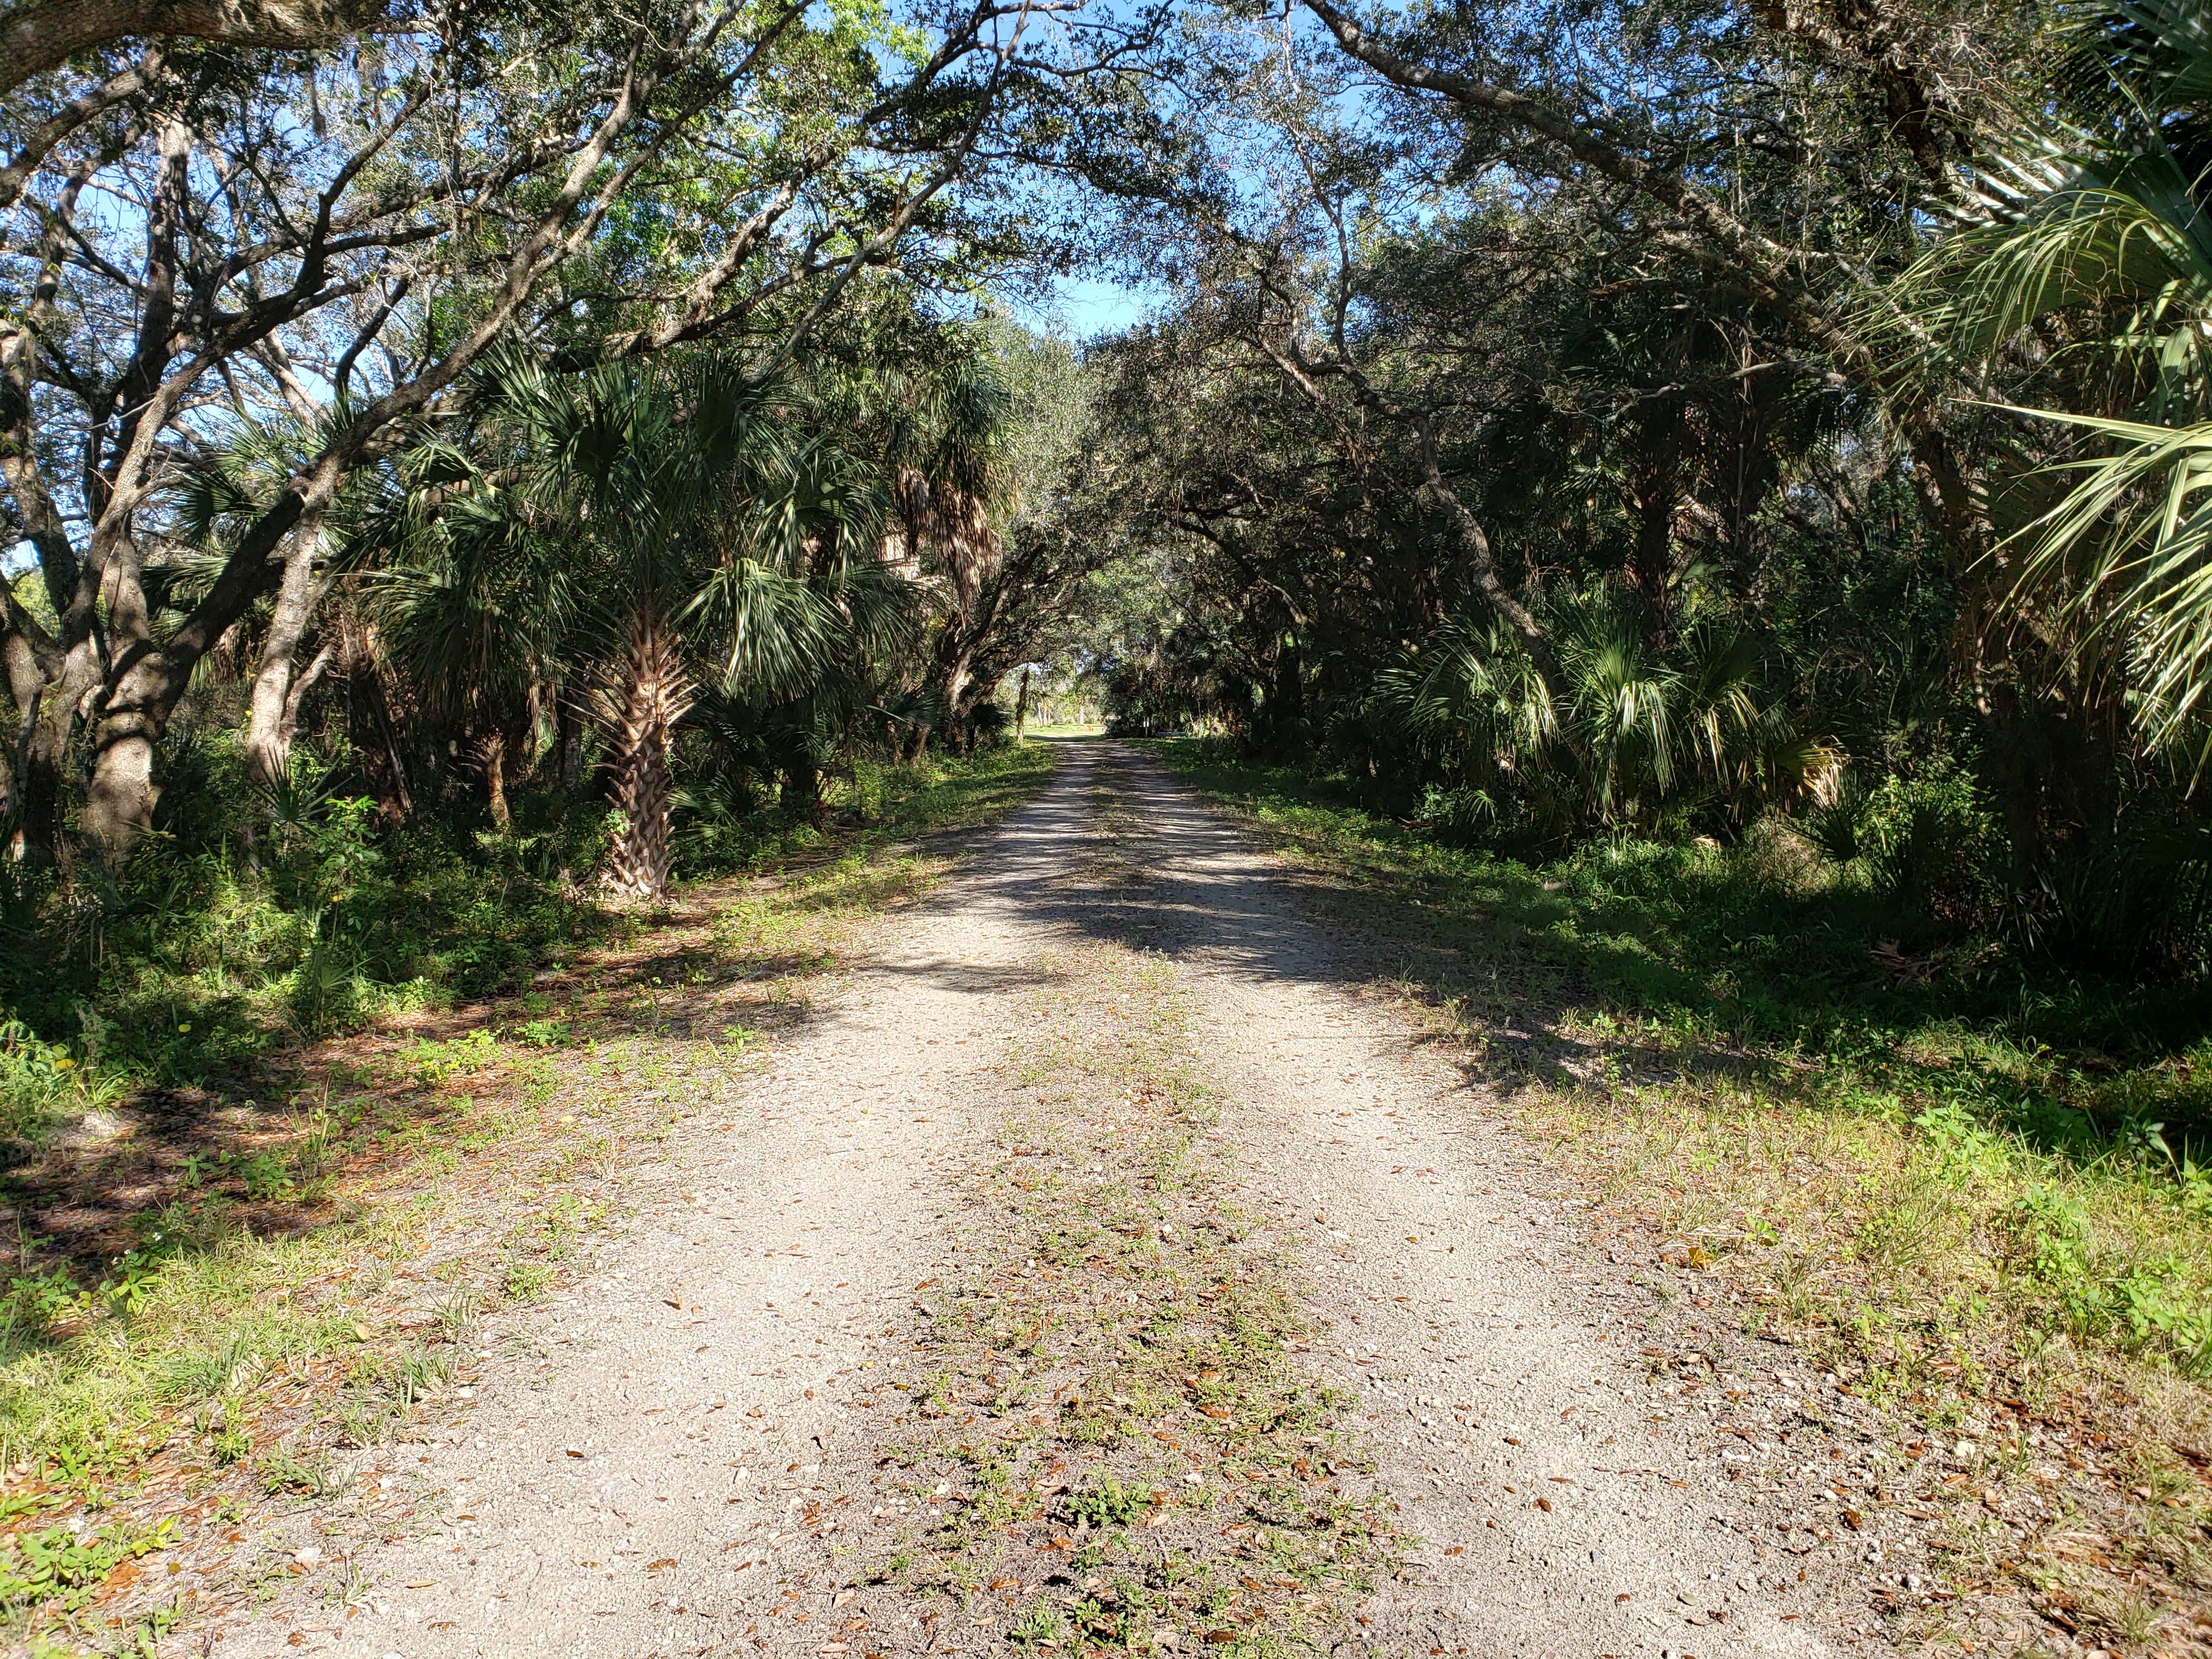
[[213, 742, 1883, 1659]]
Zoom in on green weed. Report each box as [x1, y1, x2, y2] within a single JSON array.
[[1068, 1474, 1150, 1528], [0, 1517, 176, 1616]]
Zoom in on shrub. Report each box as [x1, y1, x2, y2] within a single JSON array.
[[1859, 754, 1999, 923], [0, 1020, 120, 1144]]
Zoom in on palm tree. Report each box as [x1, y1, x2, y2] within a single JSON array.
[[1899, 0, 2212, 767], [369, 432, 577, 831], [879, 354, 1020, 752], [1376, 588, 1826, 833], [373, 348, 786, 895], [889, 358, 1018, 610], [586, 598, 697, 894], [380, 345, 929, 895], [697, 428, 916, 814]]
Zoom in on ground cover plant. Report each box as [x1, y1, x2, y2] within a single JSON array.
[[0, 742, 1054, 1651]]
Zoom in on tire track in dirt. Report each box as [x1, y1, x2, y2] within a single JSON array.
[[1100, 746, 1865, 1659], [206, 758, 1090, 1658], [212, 743, 1881, 1659]]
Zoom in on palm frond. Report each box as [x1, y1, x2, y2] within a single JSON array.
[[2005, 406, 2212, 761], [690, 558, 836, 697]]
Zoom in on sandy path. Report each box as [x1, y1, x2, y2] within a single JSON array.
[[215, 742, 1878, 1659], [210, 763, 1079, 1658], [1104, 747, 1859, 1659]]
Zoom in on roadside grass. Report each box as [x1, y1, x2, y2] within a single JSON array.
[[0, 741, 1056, 1653], [0, 742, 1056, 1156], [840, 941, 1404, 1659], [1145, 738, 2212, 1657]]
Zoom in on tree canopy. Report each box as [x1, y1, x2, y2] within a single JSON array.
[[2, 0, 2209, 966]]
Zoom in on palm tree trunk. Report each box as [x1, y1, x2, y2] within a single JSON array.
[[599, 602, 693, 901], [478, 730, 512, 832]]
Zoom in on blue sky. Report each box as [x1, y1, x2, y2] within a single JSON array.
[[1018, 274, 1160, 342]]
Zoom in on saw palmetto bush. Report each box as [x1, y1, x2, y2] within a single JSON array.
[[1375, 588, 1833, 843]]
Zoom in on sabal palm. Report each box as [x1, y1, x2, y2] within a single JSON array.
[[695, 433, 921, 809], [884, 357, 1019, 612], [1901, 0, 2212, 763], [369, 436, 577, 784], [379, 348, 796, 896]]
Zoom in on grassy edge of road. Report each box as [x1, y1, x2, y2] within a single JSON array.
[[1143, 737, 2212, 1659], [0, 741, 1058, 1656]]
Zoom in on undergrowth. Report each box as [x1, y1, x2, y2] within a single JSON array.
[[0, 740, 1053, 1148]]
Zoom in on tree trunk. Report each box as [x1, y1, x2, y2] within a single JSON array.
[[341, 613, 412, 823], [1015, 665, 1031, 741], [1628, 405, 1682, 644], [5, 626, 97, 868], [479, 730, 512, 832], [783, 758, 823, 819], [930, 656, 973, 758], [557, 699, 584, 800], [1412, 414, 1567, 704], [596, 603, 692, 901], [1, 0, 390, 97], [281, 641, 334, 748], [82, 665, 160, 860], [3, 630, 59, 864], [244, 519, 329, 790]]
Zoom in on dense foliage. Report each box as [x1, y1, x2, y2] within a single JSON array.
[[1056, 0, 2212, 992], [8, 0, 2212, 1125]]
